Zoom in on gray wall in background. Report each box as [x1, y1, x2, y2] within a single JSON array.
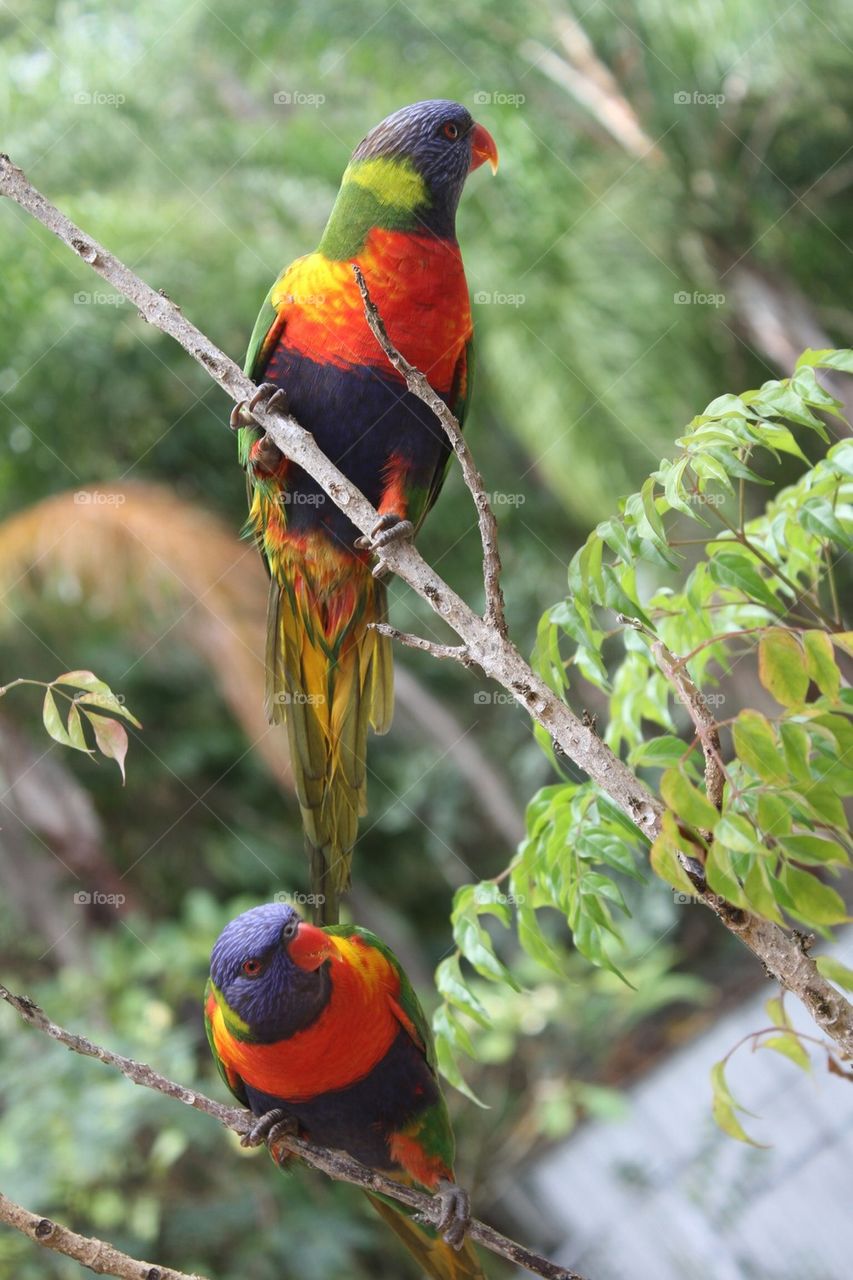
[[529, 932, 853, 1280]]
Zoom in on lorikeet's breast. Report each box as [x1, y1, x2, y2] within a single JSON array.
[[254, 228, 472, 555]]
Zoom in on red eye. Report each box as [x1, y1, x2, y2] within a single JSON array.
[[242, 958, 263, 977], [442, 121, 459, 140]]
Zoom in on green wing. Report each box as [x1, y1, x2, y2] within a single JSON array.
[[203, 979, 249, 1106], [419, 335, 474, 529]]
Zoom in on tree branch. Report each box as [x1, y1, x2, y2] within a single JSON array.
[[352, 263, 507, 636], [0, 983, 582, 1280], [0, 1191, 207, 1280], [2, 153, 852, 1058], [650, 637, 725, 813], [371, 622, 474, 665]]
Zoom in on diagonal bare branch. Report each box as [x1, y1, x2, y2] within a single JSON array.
[[1, 152, 852, 1059], [0, 983, 583, 1280]]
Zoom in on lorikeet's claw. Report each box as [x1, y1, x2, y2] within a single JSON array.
[[355, 512, 415, 559], [434, 1179, 471, 1251], [241, 1108, 298, 1154], [230, 381, 289, 431]]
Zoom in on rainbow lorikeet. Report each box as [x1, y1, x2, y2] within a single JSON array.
[[231, 101, 498, 923], [205, 902, 487, 1279]]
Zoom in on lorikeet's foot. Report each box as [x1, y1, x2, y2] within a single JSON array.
[[241, 1108, 298, 1154], [250, 434, 284, 474], [355, 513, 415, 575], [229, 381, 289, 431], [434, 1179, 471, 1251]]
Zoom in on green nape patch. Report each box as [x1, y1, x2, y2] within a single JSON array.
[[318, 157, 431, 259]]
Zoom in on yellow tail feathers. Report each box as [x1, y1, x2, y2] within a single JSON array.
[[266, 565, 393, 923], [366, 1195, 488, 1280]]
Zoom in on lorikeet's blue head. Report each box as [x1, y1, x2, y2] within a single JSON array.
[[209, 902, 333, 1043], [321, 98, 498, 247], [354, 98, 498, 192]]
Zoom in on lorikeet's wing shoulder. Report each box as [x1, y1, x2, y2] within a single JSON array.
[[326, 925, 438, 1072], [204, 979, 250, 1107], [243, 253, 314, 381]]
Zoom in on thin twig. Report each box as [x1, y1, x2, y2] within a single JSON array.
[[0, 1192, 207, 1280], [2, 154, 852, 1057], [0, 984, 582, 1280], [651, 637, 726, 814], [371, 622, 474, 665], [352, 262, 507, 636]]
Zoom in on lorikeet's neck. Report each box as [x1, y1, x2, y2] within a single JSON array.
[[318, 156, 457, 259]]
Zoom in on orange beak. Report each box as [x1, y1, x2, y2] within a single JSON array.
[[288, 921, 332, 971], [469, 122, 499, 175]]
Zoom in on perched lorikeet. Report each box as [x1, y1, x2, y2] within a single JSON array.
[[232, 101, 498, 923], [205, 901, 488, 1279]]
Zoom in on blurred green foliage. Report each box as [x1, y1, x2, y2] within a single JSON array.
[[1, 0, 852, 1275]]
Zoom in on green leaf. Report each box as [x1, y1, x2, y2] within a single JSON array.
[[778, 835, 849, 866], [710, 1061, 765, 1147], [815, 956, 853, 991], [649, 811, 701, 894], [54, 670, 109, 692], [42, 688, 73, 748], [78, 691, 142, 728], [432, 1006, 487, 1106], [802, 631, 841, 700], [661, 767, 720, 832], [708, 552, 780, 613], [82, 711, 129, 783], [715, 814, 759, 854], [435, 956, 490, 1027], [758, 630, 809, 707], [452, 910, 519, 989], [759, 1033, 811, 1072], [782, 865, 849, 927], [628, 735, 689, 769], [65, 704, 91, 754], [732, 710, 786, 783], [799, 497, 850, 548]]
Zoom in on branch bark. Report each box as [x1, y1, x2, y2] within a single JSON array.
[[0, 1191, 207, 1280], [2, 153, 852, 1059], [0, 983, 582, 1280]]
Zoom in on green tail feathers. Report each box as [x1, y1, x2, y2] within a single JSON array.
[[266, 571, 393, 924], [366, 1195, 488, 1280]]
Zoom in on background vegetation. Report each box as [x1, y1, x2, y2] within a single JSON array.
[[1, 1, 851, 1276]]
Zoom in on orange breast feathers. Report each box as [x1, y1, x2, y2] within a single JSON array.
[[270, 229, 472, 393], [208, 935, 405, 1101]]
